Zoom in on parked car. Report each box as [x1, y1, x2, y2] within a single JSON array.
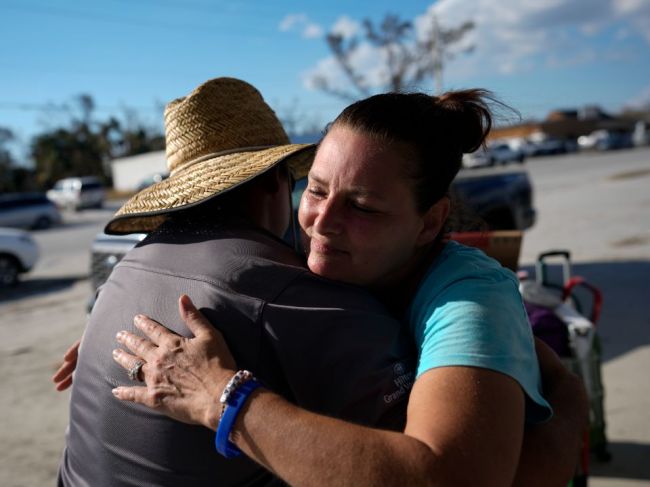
[[0, 227, 39, 286], [463, 143, 525, 169], [453, 168, 535, 231], [136, 172, 168, 191], [578, 130, 633, 151], [522, 137, 569, 157], [632, 121, 650, 147], [89, 232, 147, 292], [0, 192, 63, 229], [46, 176, 105, 210]]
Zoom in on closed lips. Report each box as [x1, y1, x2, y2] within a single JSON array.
[[310, 239, 346, 255]]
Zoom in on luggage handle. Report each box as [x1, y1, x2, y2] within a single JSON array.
[[562, 276, 603, 324], [538, 250, 571, 261], [536, 250, 572, 286]]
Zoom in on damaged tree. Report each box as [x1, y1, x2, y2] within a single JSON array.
[[311, 12, 474, 100]]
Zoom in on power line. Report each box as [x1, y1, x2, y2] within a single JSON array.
[[3, 1, 275, 39], [0, 102, 162, 113]]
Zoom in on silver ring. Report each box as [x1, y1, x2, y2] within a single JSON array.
[[127, 360, 145, 382]]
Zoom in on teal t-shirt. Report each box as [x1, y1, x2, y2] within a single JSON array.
[[407, 241, 552, 423]]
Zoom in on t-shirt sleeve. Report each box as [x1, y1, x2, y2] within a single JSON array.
[[412, 266, 552, 423], [261, 273, 417, 430]]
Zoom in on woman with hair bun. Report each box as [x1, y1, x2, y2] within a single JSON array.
[[110, 89, 586, 486]]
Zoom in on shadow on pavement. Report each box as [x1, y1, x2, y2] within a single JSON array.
[[519, 259, 650, 363], [0, 275, 87, 302], [591, 441, 650, 481]]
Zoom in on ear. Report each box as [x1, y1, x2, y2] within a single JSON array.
[[256, 165, 283, 194], [416, 197, 450, 246]]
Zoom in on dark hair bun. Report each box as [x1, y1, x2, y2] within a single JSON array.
[[436, 89, 495, 154]]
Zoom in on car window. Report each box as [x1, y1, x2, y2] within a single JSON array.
[[0, 194, 49, 210], [81, 181, 103, 190]]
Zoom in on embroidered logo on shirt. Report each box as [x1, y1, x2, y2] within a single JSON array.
[[384, 362, 414, 404]]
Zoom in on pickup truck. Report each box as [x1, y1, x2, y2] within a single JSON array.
[[452, 167, 535, 231], [88, 168, 535, 293]]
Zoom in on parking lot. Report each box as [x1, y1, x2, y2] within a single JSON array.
[[1, 147, 649, 486]]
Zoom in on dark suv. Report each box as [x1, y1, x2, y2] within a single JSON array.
[[0, 192, 63, 229]]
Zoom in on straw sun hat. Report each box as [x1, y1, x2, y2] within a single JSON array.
[[105, 77, 316, 235]]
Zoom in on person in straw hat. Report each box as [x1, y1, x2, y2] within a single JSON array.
[[55, 77, 416, 486]]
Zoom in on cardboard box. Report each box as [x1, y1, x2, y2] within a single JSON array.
[[450, 230, 523, 272]]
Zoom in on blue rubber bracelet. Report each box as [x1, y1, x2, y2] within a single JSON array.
[[215, 379, 261, 458]]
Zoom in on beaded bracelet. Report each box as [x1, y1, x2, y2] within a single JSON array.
[[215, 370, 260, 458], [219, 370, 254, 420]]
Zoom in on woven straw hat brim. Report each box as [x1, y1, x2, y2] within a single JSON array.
[[105, 143, 315, 235]]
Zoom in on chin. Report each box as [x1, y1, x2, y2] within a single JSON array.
[[311, 262, 366, 286], [308, 258, 343, 281]]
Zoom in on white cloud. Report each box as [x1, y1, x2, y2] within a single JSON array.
[[302, 43, 388, 93], [279, 13, 307, 32], [303, 23, 323, 39], [624, 84, 650, 109], [331, 15, 361, 39], [613, 0, 648, 15], [279, 13, 323, 39], [301, 0, 650, 92]]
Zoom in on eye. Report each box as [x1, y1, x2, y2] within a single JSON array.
[[352, 202, 379, 214], [307, 186, 326, 198]]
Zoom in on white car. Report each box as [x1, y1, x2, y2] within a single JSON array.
[[0, 192, 63, 229], [463, 143, 525, 168], [46, 176, 105, 211], [0, 227, 39, 286]]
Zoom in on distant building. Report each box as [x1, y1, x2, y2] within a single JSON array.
[[109, 133, 322, 191], [111, 151, 166, 192], [490, 105, 636, 142]]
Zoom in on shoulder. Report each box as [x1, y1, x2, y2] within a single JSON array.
[[276, 271, 388, 313], [434, 241, 517, 284], [408, 240, 531, 377], [412, 241, 519, 316]]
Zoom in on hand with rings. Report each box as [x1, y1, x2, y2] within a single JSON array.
[[127, 360, 145, 382], [112, 295, 238, 431]]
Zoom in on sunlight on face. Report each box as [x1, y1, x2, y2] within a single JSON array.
[[298, 125, 431, 288]]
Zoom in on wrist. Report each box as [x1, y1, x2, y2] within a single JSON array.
[[215, 370, 261, 458], [206, 368, 237, 431]]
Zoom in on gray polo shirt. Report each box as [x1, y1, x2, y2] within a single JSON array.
[[59, 218, 415, 487]]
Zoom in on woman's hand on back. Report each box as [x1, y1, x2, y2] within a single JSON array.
[[52, 339, 81, 391], [111, 295, 237, 431]]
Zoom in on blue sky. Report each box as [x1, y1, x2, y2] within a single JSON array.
[[2, 0, 650, 161]]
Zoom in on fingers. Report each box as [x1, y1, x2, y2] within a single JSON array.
[[133, 314, 180, 347], [63, 339, 81, 361], [178, 294, 213, 338], [112, 348, 146, 381], [116, 329, 157, 360], [52, 340, 81, 391], [52, 359, 76, 383], [112, 386, 149, 404], [55, 375, 73, 392]]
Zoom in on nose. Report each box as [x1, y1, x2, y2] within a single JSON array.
[[313, 197, 344, 236]]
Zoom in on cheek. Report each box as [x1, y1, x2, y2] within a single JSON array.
[[297, 197, 313, 230], [349, 222, 415, 262]]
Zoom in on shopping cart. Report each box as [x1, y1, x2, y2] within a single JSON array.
[[520, 250, 611, 486]]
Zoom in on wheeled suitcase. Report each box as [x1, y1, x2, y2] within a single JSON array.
[[520, 250, 611, 486]]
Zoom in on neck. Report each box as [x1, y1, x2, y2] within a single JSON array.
[[371, 241, 445, 316]]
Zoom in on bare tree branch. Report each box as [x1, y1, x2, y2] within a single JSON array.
[[313, 12, 475, 100]]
